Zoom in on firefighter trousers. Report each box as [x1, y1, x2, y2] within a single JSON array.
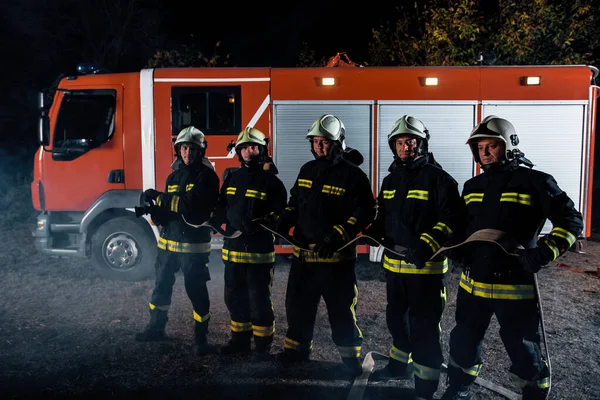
[[448, 288, 548, 387], [223, 261, 275, 350], [149, 249, 212, 336], [284, 257, 363, 359], [385, 270, 447, 397]]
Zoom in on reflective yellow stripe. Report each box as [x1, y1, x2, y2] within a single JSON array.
[[284, 337, 313, 351], [500, 192, 532, 205], [167, 185, 178, 193], [157, 238, 211, 253], [322, 185, 346, 196], [449, 356, 482, 377], [338, 345, 361, 358], [459, 272, 535, 300], [231, 320, 253, 332], [170, 195, 180, 213], [156, 196, 163, 206], [149, 302, 170, 311], [420, 233, 441, 252], [298, 179, 312, 188], [549, 227, 577, 246], [333, 224, 349, 241], [383, 190, 396, 199], [222, 249, 275, 264], [383, 254, 448, 275], [351, 284, 362, 339], [245, 189, 267, 200], [433, 222, 453, 235], [390, 345, 412, 363], [292, 247, 351, 262], [226, 187, 237, 195], [510, 361, 550, 388], [193, 311, 211, 323], [253, 324, 275, 337], [285, 206, 295, 212], [347, 217, 357, 225], [464, 193, 484, 204], [186, 183, 194, 191], [544, 240, 560, 260], [406, 189, 428, 200], [414, 361, 441, 381]]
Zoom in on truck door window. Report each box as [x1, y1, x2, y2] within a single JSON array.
[[53, 90, 116, 158], [172, 86, 241, 136]]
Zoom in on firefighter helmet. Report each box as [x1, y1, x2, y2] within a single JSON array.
[[387, 115, 430, 159], [234, 127, 269, 165], [306, 114, 346, 146], [175, 126, 207, 148], [467, 115, 521, 164]]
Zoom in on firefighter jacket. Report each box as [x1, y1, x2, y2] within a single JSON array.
[[461, 161, 583, 297], [154, 157, 220, 253], [371, 154, 465, 275], [284, 151, 375, 262], [213, 161, 288, 264]]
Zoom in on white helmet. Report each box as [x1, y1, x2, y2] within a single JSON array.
[[388, 115, 430, 158], [306, 114, 346, 146], [175, 126, 207, 148], [467, 115, 522, 164], [234, 127, 269, 165]]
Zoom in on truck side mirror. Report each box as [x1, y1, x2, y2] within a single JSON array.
[[39, 113, 50, 147]]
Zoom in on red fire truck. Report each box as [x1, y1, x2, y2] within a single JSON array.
[[32, 64, 598, 281]]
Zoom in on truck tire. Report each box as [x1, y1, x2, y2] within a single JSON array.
[[90, 217, 157, 282]]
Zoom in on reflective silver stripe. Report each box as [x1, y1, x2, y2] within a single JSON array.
[[390, 345, 412, 363], [231, 320, 253, 332], [459, 272, 535, 300], [338, 346, 361, 358], [222, 249, 275, 264], [253, 324, 275, 337], [193, 311, 211, 323], [383, 254, 448, 275], [413, 361, 441, 381], [406, 189, 428, 200], [157, 238, 211, 253]]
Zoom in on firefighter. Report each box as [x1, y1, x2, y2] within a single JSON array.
[[441, 116, 583, 400], [363, 116, 465, 400], [134, 126, 220, 357], [273, 114, 375, 377], [209, 127, 287, 362]]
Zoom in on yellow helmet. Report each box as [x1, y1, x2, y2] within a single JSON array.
[[235, 127, 267, 149]]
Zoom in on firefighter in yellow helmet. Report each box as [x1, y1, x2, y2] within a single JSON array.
[[208, 127, 287, 362], [273, 114, 375, 376], [135, 126, 220, 357], [363, 115, 465, 400], [441, 116, 583, 400]]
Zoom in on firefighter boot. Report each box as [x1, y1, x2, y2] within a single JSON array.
[[522, 386, 550, 400], [135, 308, 168, 342], [440, 365, 472, 400], [194, 320, 217, 356], [220, 330, 252, 355], [340, 357, 363, 377], [276, 348, 311, 366], [370, 358, 414, 381], [251, 335, 274, 363]]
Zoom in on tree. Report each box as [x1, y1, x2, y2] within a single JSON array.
[[367, 0, 600, 66], [146, 39, 230, 68]]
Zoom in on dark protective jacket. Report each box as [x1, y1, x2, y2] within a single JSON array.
[[461, 161, 583, 290], [154, 157, 220, 253], [371, 154, 466, 274], [213, 160, 288, 263], [284, 150, 375, 261]]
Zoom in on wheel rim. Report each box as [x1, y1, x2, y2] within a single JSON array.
[[102, 232, 140, 272]]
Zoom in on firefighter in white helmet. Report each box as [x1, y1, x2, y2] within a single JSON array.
[[134, 126, 220, 357], [208, 127, 287, 362], [363, 115, 465, 400], [441, 116, 583, 400], [272, 114, 375, 376]]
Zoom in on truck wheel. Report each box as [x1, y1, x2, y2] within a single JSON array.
[[90, 217, 157, 281]]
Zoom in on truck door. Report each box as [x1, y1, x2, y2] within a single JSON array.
[[42, 86, 124, 211]]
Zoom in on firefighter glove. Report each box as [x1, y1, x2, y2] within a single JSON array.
[[517, 245, 553, 273], [148, 205, 168, 226], [274, 213, 295, 237], [404, 241, 433, 269], [256, 213, 278, 229], [314, 230, 345, 259], [142, 189, 161, 204]]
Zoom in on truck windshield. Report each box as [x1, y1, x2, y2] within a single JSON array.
[[53, 89, 116, 150]]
